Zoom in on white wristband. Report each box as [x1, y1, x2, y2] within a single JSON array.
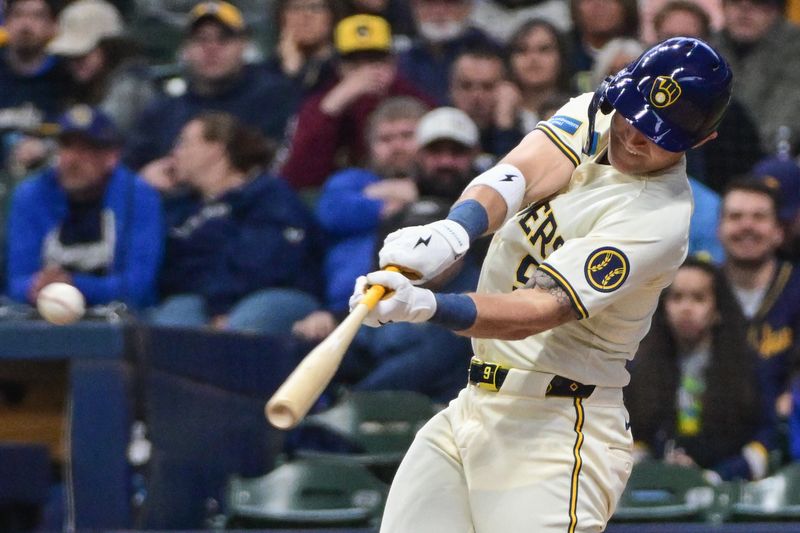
[[464, 163, 526, 224]]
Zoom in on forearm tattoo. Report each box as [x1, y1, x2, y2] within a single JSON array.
[[532, 269, 581, 319]]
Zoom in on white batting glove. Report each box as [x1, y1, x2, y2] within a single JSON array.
[[348, 271, 437, 327], [378, 219, 469, 285]]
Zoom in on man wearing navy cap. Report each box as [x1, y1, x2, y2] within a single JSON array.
[[5, 105, 164, 311], [754, 155, 800, 265]]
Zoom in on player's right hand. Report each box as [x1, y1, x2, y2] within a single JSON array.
[[349, 271, 436, 327], [378, 219, 470, 284]]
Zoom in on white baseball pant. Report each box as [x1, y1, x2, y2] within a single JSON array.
[[380, 369, 633, 532]]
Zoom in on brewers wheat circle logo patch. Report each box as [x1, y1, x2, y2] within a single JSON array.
[[585, 247, 629, 292], [649, 75, 681, 109]]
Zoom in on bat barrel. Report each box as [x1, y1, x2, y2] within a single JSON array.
[[265, 400, 299, 430], [264, 266, 399, 430]]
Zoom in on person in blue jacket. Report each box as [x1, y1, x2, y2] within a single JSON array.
[[150, 111, 322, 334], [5, 104, 163, 310], [688, 177, 724, 263]]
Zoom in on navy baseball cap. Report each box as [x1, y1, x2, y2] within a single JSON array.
[[753, 156, 800, 222], [56, 105, 121, 147], [187, 1, 246, 35]]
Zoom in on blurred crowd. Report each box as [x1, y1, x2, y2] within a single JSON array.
[[1, 0, 800, 495]]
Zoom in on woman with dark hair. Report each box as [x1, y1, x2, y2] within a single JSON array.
[[265, 0, 341, 95], [150, 111, 322, 334], [568, 0, 640, 92], [341, 0, 416, 39], [506, 18, 573, 132], [626, 257, 771, 481]]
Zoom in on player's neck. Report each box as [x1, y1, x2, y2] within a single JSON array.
[[724, 257, 777, 291]]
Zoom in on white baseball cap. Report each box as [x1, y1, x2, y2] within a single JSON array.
[[49, 0, 124, 57], [415, 107, 479, 148]]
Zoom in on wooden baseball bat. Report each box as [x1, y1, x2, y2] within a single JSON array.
[[265, 267, 400, 430]]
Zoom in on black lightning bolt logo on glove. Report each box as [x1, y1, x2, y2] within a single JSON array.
[[414, 235, 432, 248], [501, 174, 516, 181]]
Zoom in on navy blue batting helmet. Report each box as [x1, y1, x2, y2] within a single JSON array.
[[584, 37, 733, 154]]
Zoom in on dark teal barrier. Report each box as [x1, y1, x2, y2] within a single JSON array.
[[0, 321, 304, 530]]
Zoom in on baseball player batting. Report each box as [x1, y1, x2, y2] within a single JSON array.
[[348, 37, 733, 532]]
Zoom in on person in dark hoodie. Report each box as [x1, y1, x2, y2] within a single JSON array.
[[626, 257, 770, 481], [150, 111, 322, 334], [124, 1, 297, 192]]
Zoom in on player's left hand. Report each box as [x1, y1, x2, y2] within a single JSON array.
[[349, 270, 437, 327]]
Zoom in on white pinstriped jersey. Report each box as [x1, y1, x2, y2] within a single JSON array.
[[472, 93, 693, 387]]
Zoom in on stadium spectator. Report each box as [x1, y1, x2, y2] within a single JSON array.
[[395, 0, 499, 105], [506, 18, 573, 133], [653, 0, 763, 192], [277, 14, 433, 191], [589, 37, 642, 88], [297, 108, 482, 401], [448, 47, 525, 163], [753, 155, 800, 261], [5, 105, 163, 310], [49, 0, 156, 137], [470, 0, 573, 42], [264, 0, 339, 97], [719, 178, 800, 439], [150, 112, 321, 334], [627, 257, 767, 481], [712, 0, 800, 154], [688, 179, 725, 264], [568, 0, 639, 93], [0, 0, 72, 177], [306, 96, 426, 320], [651, 0, 713, 41], [127, 0, 271, 63], [125, 1, 296, 191], [294, 105, 480, 336], [342, 0, 416, 39], [640, 0, 723, 44]]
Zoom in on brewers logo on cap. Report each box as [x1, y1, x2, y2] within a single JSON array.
[[649, 75, 681, 109], [334, 14, 391, 55], [585, 247, 629, 292]]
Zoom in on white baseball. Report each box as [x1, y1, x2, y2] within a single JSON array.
[[36, 282, 86, 325]]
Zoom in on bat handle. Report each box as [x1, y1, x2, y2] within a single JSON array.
[[359, 265, 401, 310]]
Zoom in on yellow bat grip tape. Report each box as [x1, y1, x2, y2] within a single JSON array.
[[360, 266, 401, 310]]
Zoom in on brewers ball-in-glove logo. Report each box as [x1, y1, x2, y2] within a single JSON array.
[[649, 75, 682, 109], [585, 247, 629, 292]]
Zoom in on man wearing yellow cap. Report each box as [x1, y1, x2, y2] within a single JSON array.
[[279, 14, 435, 190]]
